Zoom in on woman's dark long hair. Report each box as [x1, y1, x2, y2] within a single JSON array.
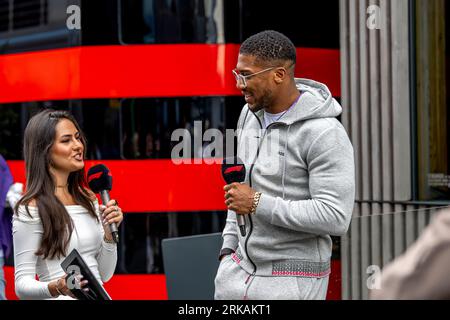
[[15, 109, 97, 259]]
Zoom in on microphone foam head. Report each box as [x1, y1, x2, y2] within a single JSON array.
[[221, 157, 246, 184], [87, 164, 112, 193]]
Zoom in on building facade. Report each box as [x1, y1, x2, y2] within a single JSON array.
[[340, 0, 450, 299]]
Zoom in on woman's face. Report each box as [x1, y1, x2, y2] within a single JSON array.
[[50, 119, 85, 174]]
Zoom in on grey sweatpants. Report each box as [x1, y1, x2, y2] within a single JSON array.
[[214, 254, 329, 300]]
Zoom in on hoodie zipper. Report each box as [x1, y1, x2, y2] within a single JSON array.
[[241, 93, 300, 298], [244, 110, 284, 286], [244, 112, 262, 279]]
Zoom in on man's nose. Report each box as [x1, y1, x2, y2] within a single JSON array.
[[236, 80, 246, 90]]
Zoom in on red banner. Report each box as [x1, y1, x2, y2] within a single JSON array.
[[0, 44, 340, 103], [7, 159, 227, 213]]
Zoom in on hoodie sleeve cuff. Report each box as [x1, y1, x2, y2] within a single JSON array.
[[221, 235, 238, 252], [255, 193, 276, 223]]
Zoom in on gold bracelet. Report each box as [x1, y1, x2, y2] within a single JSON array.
[[249, 192, 262, 215]]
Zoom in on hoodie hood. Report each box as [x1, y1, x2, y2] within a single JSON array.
[[254, 78, 342, 125]]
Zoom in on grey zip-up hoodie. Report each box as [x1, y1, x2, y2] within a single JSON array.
[[221, 78, 355, 277]]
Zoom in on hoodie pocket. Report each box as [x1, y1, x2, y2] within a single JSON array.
[[214, 255, 247, 300], [214, 254, 233, 284]]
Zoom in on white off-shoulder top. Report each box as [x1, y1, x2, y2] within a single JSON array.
[[13, 201, 117, 300]]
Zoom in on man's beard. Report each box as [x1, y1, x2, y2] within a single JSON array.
[[248, 88, 272, 112]]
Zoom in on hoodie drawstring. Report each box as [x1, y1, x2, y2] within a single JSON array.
[[282, 125, 291, 200]]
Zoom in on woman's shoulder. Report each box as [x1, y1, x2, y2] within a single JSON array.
[[14, 200, 41, 224]]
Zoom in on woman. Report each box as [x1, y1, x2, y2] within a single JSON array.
[[13, 109, 123, 300]]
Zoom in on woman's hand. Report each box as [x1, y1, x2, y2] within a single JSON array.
[[99, 199, 124, 241], [49, 274, 89, 298]]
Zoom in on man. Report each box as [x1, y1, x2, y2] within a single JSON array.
[[214, 30, 355, 300]]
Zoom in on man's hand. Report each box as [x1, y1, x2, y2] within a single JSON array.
[[224, 183, 256, 215]]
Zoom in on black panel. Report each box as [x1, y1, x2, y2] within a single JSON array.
[[0, 96, 245, 160], [239, 0, 340, 48], [0, 0, 8, 32], [13, 0, 41, 29], [81, 0, 119, 45], [2, 0, 339, 53], [119, 0, 217, 44]]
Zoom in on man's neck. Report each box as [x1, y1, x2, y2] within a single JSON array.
[[264, 86, 300, 114]]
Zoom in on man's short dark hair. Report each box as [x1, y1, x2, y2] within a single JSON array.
[[239, 30, 296, 65]]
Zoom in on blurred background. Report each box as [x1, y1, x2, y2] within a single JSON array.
[[0, 0, 448, 300]]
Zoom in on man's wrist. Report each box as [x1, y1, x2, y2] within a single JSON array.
[[249, 192, 262, 215]]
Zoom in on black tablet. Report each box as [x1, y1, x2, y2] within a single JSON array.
[[60, 249, 111, 300]]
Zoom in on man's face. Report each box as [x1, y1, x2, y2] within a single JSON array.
[[235, 54, 276, 112]]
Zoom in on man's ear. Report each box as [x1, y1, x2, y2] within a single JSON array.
[[274, 67, 287, 84]]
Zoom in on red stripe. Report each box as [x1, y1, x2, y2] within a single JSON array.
[[7, 160, 227, 213], [327, 259, 342, 300], [87, 171, 102, 183], [295, 47, 341, 97], [3, 267, 17, 300], [3, 266, 167, 300], [0, 44, 340, 103], [102, 274, 168, 300], [223, 165, 244, 175]]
